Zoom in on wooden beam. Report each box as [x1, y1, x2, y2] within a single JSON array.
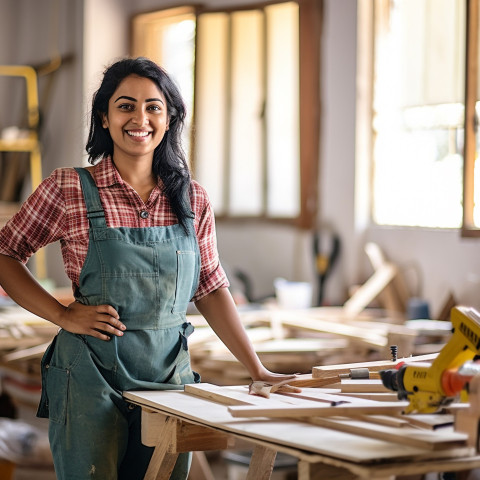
[[246, 445, 277, 480], [298, 0, 322, 229], [309, 417, 466, 451], [312, 353, 438, 379], [141, 413, 178, 480], [228, 402, 408, 418]]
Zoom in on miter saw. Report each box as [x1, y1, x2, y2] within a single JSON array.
[[380, 306, 480, 414]]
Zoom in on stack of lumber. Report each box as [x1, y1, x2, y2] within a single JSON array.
[[0, 304, 59, 407], [187, 382, 465, 453], [188, 307, 450, 386]]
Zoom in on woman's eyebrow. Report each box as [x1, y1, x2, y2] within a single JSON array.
[[146, 97, 164, 104], [113, 95, 164, 105], [114, 95, 136, 103]]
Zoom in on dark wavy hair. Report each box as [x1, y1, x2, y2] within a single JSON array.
[[86, 57, 193, 231]]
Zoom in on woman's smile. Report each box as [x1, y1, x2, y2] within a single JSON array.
[[125, 129, 152, 140]]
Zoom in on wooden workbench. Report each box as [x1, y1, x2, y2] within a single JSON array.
[[124, 384, 480, 480]]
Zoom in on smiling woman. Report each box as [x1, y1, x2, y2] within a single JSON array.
[[0, 57, 297, 480]]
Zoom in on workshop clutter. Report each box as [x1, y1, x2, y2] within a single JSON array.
[[0, 418, 51, 466], [188, 306, 451, 386]]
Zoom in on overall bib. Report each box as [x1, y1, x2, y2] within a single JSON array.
[[37, 168, 201, 480]]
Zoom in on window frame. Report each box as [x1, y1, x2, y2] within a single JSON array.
[[131, 0, 322, 230], [463, 0, 480, 237]]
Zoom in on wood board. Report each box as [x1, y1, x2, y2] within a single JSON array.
[[181, 384, 466, 452], [312, 353, 438, 379]]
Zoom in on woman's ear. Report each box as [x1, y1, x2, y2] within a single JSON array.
[[101, 112, 109, 129]]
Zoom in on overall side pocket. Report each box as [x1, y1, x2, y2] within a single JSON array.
[[172, 250, 196, 314]]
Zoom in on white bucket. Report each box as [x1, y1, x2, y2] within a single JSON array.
[[274, 278, 313, 309]]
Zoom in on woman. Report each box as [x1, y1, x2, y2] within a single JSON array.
[[0, 57, 295, 480]]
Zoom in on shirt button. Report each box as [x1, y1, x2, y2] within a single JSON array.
[[139, 210, 149, 219]]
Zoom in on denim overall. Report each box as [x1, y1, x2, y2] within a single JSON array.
[[37, 167, 201, 480]]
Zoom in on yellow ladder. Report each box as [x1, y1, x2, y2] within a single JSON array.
[[0, 65, 46, 279]]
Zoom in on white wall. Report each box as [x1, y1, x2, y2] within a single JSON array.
[[2, 0, 479, 317]]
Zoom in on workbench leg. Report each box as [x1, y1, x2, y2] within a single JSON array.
[[246, 445, 277, 480], [143, 416, 179, 480]]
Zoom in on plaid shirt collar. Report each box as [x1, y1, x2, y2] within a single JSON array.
[[93, 156, 123, 188], [94, 156, 163, 191]]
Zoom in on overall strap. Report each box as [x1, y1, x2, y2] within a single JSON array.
[[74, 167, 107, 228]]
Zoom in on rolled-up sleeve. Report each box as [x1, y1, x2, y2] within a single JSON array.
[[0, 174, 65, 264], [191, 184, 229, 302]]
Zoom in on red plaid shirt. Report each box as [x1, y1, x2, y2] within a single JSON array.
[[0, 157, 229, 301]]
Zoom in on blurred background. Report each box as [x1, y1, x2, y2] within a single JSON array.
[[0, 0, 479, 326]]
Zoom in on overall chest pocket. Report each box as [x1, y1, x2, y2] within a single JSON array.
[[95, 238, 160, 328]]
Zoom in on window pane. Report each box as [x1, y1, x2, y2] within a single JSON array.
[[372, 0, 465, 228], [194, 13, 229, 214], [132, 9, 195, 160], [229, 10, 264, 216], [266, 2, 300, 217]]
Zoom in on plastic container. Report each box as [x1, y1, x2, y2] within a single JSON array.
[[274, 278, 313, 309]]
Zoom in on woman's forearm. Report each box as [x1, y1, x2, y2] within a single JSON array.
[[195, 287, 267, 380], [0, 253, 66, 326], [0, 254, 126, 341]]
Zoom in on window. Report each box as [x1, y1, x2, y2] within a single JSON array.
[[367, 0, 467, 229], [131, 1, 321, 229], [359, 0, 479, 236]]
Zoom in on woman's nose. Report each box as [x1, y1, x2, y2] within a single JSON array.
[[132, 109, 148, 125]]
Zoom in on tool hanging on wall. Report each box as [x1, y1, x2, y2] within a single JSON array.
[[312, 226, 340, 306]]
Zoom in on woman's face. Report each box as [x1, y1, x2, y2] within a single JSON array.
[[102, 74, 169, 163]]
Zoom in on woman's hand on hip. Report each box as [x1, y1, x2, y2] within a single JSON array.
[[59, 301, 125, 341]]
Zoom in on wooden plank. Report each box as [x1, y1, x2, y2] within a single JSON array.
[[335, 392, 399, 402], [142, 414, 178, 480], [173, 421, 230, 453], [309, 417, 467, 451], [343, 263, 398, 317], [356, 415, 409, 428], [270, 314, 386, 347], [246, 445, 277, 480], [340, 379, 391, 393], [186, 383, 374, 409], [312, 353, 438, 379], [184, 383, 315, 407], [185, 384, 256, 406], [228, 402, 408, 418], [405, 414, 454, 431]]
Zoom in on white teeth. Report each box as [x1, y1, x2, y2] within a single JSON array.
[[127, 131, 150, 137]]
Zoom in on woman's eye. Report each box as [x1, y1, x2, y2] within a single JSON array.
[[118, 103, 134, 111], [147, 104, 161, 112]]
